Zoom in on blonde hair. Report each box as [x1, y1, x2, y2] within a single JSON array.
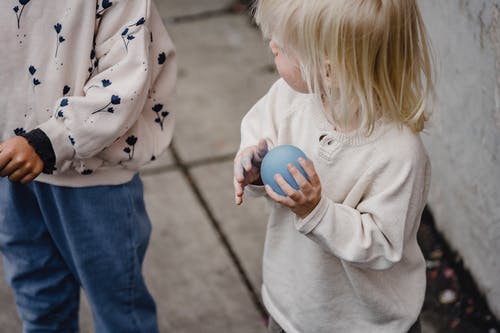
[[254, 0, 434, 133]]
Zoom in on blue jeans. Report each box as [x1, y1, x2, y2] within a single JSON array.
[[0, 175, 158, 333]]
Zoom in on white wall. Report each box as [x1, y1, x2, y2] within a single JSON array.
[[418, 0, 500, 317]]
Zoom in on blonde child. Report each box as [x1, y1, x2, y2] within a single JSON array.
[[234, 0, 433, 332]]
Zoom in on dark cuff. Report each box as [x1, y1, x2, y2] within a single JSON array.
[[19, 128, 56, 174]]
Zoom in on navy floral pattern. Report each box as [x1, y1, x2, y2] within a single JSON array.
[[81, 169, 93, 175], [92, 94, 121, 114], [13, 0, 31, 29], [124, 135, 137, 160], [152, 104, 169, 131], [28, 65, 41, 89], [14, 128, 26, 136], [121, 17, 145, 52], [54, 23, 65, 57], [88, 49, 99, 79], [63, 85, 71, 95], [158, 52, 166, 65], [88, 79, 112, 90], [96, 0, 113, 18], [56, 98, 69, 118]]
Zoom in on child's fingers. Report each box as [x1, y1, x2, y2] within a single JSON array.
[[0, 159, 17, 177], [0, 151, 11, 172], [20, 172, 37, 184], [7, 168, 28, 182], [241, 153, 254, 173], [19, 162, 43, 184], [287, 163, 310, 190], [235, 195, 243, 206], [233, 176, 243, 195], [33, 161, 44, 176], [264, 184, 279, 200], [233, 161, 245, 182], [233, 177, 244, 205], [265, 184, 295, 207], [299, 158, 320, 186], [274, 174, 303, 203]]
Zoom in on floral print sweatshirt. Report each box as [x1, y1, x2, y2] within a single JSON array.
[[0, 0, 176, 187]]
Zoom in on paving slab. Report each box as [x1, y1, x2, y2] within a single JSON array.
[[79, 294, 94, 333], [140, 171, 265, 332], [154, 0, 234, 20], [168, 14, 278, 164], [191, 161, 269, 294]]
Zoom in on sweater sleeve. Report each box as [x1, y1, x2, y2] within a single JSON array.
[[239, 79, 291, 198], [36, 0, 173, 169], [295, 146, 431, 270], [240, 85, 277, 151]]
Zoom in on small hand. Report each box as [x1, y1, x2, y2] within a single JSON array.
[[264, 157, 322, 219], [233, 139, 268, 205], [0, 136, 44, 184]]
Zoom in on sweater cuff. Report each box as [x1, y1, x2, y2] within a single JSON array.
[[294, 196, 329, 234], [244, 184, 267, 197], [37, 117, 76, 166], [19, 129, 56, 174]]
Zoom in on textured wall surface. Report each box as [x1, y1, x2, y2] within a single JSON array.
[[418, 0, 500, 317]]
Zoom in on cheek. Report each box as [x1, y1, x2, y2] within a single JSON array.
[[283, 70, 308, 93], [275, 59, 308, 93]]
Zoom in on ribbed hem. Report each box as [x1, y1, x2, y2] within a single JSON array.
[[34, 168, 136, 187], [294, 196, 329, 234], [20, 128, 56, 174]]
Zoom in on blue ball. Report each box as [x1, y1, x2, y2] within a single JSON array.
[[260, 144, 309, 196]]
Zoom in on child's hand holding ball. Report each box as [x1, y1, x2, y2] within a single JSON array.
[[261, 145, 322, 219]]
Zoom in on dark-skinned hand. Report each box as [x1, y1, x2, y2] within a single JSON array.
[[0, 136, 44, 184]]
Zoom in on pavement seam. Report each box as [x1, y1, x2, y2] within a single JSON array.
[[168, 143, 268, 321], [164, 2, 252, 25], [140, 150, 236, 176]]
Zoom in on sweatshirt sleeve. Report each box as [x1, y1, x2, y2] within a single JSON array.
[[295, 146, 431, 270], [240, 83, 278, 151], [36, 0, 174, 169], [239, 79, 291, 197]]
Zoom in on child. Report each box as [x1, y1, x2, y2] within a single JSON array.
[[234, 0, 433, 332], [0, 0, 175, 332]]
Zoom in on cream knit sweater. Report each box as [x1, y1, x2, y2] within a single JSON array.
[[0, 0, 176, 187], [240, 79, 431, 333]]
